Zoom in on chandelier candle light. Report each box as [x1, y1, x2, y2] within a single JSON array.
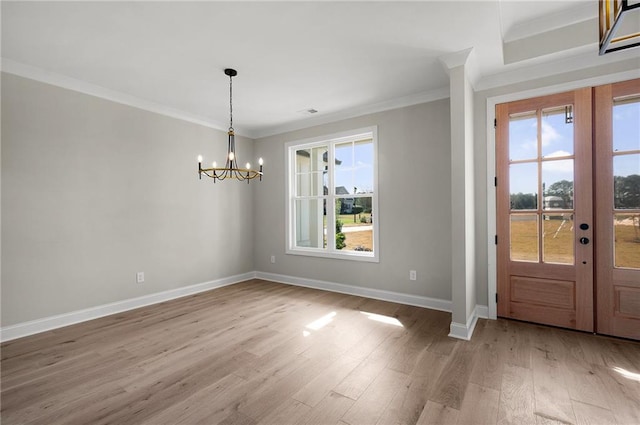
[[197, 68, 263, 183]]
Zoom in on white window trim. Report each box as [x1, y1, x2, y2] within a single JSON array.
[[285, 126, 379, 262]]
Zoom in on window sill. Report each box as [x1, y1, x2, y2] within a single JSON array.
[[286, 248, 379, 263]]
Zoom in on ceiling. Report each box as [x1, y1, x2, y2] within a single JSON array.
[[1, 1, 635, 138]]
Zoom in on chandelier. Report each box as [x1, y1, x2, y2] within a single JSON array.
[[198, 68, 263, 182]]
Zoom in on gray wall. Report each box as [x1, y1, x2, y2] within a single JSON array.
[[5, 55, 635, 329], [253, 100, 453, 301], [1, 73, 255, 326]]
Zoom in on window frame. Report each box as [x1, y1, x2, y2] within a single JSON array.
[[285, 126, 379, 262]]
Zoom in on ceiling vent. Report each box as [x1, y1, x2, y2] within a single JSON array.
[[298, 108, 319, 116]]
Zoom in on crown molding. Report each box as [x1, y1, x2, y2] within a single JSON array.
[[10, 50, 633, 142], [439, 47, 474, 71], [253, 85, 450, 139], [439, 47, 479, 90], [0, 58, 261, 137], [503, 2, 595, 43], [475, 48, 640, 92], [1, 58, 449, 140]]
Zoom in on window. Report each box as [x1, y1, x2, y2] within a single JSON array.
[[286, 127, 378, 262]]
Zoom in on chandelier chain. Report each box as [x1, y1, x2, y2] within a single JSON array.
[[229, 73, 233, 130]]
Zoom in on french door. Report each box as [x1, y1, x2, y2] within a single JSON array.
[[497, 79, 640, 340], [595, 79, 640, 340], [497, 88, 594, 332]]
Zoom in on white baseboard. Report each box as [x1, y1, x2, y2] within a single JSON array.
[[448, 304, 487, 340], [0, 272, 256, 342], [476, 304, 489, 319], [255, 271, 452, 312], [1, 271, 485, 343]]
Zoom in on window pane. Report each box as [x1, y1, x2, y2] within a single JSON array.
[[311, 146, 328, 172], [335, 169, 353, 196], [295, 199, 325, 249], [335, 142, 353, 195], [510, 162, 538, 210], [615, 214, 640, 269], [335, 143, 351, 194], [335, 142, 353, 167], [543, 214, 574, 265], [613, 97, 640, 153], [542, 160, 574, 210], [337, 196, 373, 252], [614, 154, 640, 209], [509, 111, 537, 161], [353, 139, 374, 194], [296, 146, 328, 173], [541, 106, 574, 158], [296, 172, 325, 196], [511, 214, 539, 262]]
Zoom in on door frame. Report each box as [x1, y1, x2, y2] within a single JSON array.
[[485, 70, 640, 320]]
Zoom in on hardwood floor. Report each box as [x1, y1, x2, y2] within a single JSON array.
[[2, 279, 639, 425]]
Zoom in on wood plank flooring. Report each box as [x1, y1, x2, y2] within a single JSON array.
[[2, 279, 639, 425]]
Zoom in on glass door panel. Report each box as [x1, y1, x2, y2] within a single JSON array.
[[612, 97, 640, 270], [509, 163, 538, 210], [541, 106, 574, 158], [510, 214, 539, 262], [543, 214, 574, 265], [508, 112, 538, 161], [508, 104, 576, 266]]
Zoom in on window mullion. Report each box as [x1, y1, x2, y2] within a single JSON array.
[[289, 148, 296, 250]]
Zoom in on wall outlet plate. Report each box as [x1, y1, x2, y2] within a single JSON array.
[[136, 272, 145, 283], [409, 270, 417, 281]]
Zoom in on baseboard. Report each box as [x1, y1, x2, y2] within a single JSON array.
[[476, 304, 489, 319], [0, 271, 257, 342], [448, 304, 485, 340], [255, 271, 452, 312], [1, 271, 469, 343]]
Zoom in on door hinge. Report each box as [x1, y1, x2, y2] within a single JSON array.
[[494, 176, 497, 187], [495, 293, 498, 303], [495, 235, 498, 245], [494, 118, 497, 128]]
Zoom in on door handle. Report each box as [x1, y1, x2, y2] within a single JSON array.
[[579, 237, 590, 245]]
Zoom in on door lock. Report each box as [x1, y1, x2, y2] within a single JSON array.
[[579, 237, 590, 245]]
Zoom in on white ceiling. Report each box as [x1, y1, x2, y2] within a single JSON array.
[[1, 1, 634, 138]]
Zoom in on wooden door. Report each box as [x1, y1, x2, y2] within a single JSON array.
[[496, 88, 594, 331], [595, 79, 640, 340]]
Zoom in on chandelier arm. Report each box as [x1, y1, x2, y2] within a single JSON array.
[[233, 168, 244, 181], [200, 166, 261, 181]]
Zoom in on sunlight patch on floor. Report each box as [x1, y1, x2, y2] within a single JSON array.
[[613, 366, 640, 382], [305, 311, 337, 331], [360, 311, 403, 327]]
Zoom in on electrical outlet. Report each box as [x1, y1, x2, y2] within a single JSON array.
[[270, 255, 276, 264], [409, 270, 417, 281], [136, 272, 145, 283]]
